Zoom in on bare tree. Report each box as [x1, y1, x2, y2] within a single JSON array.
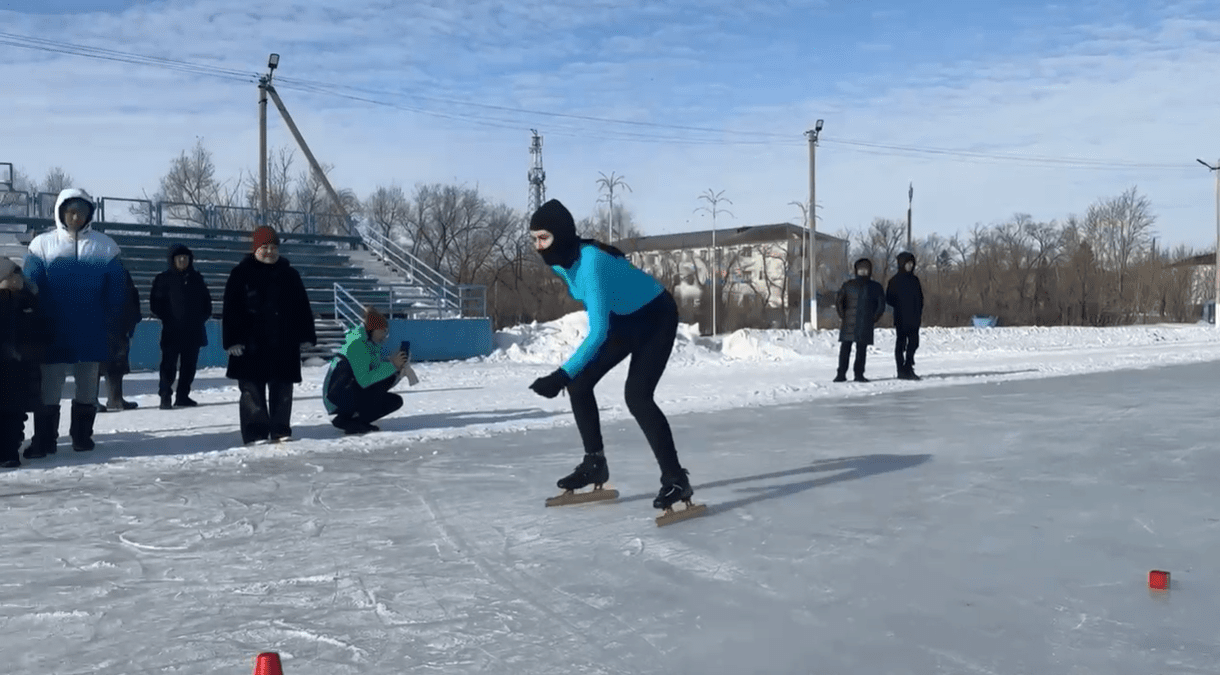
[[42, 167, 75, 194], [364, 184, 410, 239], [155, 139, 223, 228]]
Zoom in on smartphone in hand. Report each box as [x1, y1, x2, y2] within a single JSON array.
[[399, 340, 411, 360]]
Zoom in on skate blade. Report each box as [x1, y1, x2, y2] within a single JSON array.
[[545, 487, 619, 507], [655, 502, 708, 527]]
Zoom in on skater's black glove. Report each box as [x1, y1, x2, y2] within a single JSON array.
[[530, 369, 571, 399]]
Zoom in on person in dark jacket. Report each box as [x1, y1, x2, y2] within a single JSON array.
[[0, 259, 47, 467], [150, 243, 213, 409], [97, 264, 142, 412], [322, 307, 409, 434], [885, 251, 925, 380], [222, 226, 316, 445], [833, 258, 886, 382]]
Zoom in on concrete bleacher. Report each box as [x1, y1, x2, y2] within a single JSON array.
[[0, 215, 494, 364]]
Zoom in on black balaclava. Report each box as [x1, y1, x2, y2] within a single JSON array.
[[897, 251, 916, 274], [530, 199, 582, 268], [854, 257, 873, 278]]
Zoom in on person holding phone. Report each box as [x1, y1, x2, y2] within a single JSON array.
[[322, 307, 410, 434]]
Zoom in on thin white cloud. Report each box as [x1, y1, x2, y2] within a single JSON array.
[[2, 0, 1219, 250]]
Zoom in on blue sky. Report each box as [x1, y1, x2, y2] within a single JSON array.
[[3, 0, 1219, 248]]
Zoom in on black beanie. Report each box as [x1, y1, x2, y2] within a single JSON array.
[[530, 199, 582, 268]]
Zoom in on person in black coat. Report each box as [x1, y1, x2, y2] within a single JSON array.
[[97, 264, 143, 411], [885, 251, 925, 380], [0, 259, 48, 467], [150, 243, 213, 409], [833, 258, 886, 382], [222, 226, 316, 445]]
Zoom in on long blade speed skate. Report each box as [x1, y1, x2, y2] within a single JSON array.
[[545, 484, 619, 507], [655, 498, 707, 526]]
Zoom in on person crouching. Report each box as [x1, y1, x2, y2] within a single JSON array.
[[322, 307, 409, 434]]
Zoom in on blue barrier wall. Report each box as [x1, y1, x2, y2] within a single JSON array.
[[128, 317, 495, 372]]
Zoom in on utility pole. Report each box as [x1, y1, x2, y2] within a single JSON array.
[[258, 54, 278, 225], [790, 197, 810, 329], [263, 72, 353, 231], [695, 189, 734, 336], [528, 129, 546, 218], [906, 182, 913, 251], [1198, 158, 1220, 328], [806, 119, 823, 332], [595, 171, 631, 242]]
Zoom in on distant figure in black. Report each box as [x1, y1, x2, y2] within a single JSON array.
[[834, 257, 886, 382], [150, 243, 213, 409], [0, 259, 47, 468], [97, 264, 142, 412], [222, 226, 316, 445], [886, 251, 925, 380]]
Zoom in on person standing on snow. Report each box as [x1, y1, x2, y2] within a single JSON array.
[[96, 263, 142, 412], [222, 226, 316, 445], [526, 199, 696, 513], [150, 243, 213, 409], [833, 257, 886, 383], [886, 251, 925, 380], [0, 259, 48, 468], [322, 307, 412, 434], [22, 189, 127, 455]]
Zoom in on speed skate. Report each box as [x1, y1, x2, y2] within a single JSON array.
[[545, 483, 619, 507], [655, 498, 708, 527]]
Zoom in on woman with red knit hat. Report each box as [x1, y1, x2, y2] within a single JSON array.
[[321, 306, 410, 434], [221, 226, 317, 444]]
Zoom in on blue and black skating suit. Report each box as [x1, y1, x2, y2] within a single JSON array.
[[550, 243, 682, 475]]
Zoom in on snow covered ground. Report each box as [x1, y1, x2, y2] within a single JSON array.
[[4, 319, 1220, 673]]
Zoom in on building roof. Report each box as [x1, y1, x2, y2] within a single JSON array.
[[611, 222, 847, 253], [1168, 252, 1218, 267]]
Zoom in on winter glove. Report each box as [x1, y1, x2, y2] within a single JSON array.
[[227, 344, 245, 357], [400, 362, 420, 387], [530, 368, 571, 399]]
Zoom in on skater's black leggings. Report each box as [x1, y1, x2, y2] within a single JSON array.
[[567, 290, 682, 477]]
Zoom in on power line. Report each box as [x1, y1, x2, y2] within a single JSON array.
[[0, 30, 1201, 171]]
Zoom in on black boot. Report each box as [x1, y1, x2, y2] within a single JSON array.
[[653, 469, 694, 510], [557, 451, 609, 491], [69, 401, 97, 452], [26, 405, 60, 458]]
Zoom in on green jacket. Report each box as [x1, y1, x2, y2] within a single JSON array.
[[322, 325, 398, 414]]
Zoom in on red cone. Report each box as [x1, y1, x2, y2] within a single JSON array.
[[253, 652, 284, 675], [1148, 570, 1170, 590]]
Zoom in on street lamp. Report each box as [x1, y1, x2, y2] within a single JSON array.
[[1198, 158, 1220, 328], [805, 119, 823, 332], [268, 53, 280, 71]]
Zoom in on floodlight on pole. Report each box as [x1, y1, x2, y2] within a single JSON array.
[[268, 53, 280, 70], [1199, 158, 1220, 328]]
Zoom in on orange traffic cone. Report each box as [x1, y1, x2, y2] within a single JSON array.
[[253, 652, 284, 675]]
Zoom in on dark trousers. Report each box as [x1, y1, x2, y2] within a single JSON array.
[[333, 376, 403, 424], [895, 327, 920, 372], [159, 342, 201, 398], [0, 411, 25, 464], [837, 342, 868, 377], [567, 291, 683, 478], [238, 379, 294, 443]]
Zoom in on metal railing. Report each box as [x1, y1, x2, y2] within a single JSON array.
[[360, 226, 486, 318], [333, 283, 365, 330]]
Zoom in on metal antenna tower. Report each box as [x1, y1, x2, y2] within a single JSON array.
[[528, 129, 546, 216]]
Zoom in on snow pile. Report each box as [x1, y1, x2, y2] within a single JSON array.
[[485, 311, 1220, 366]]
